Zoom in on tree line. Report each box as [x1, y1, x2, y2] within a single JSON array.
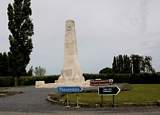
[[100, 54, 155, 74], [0, 0, 34, 85]]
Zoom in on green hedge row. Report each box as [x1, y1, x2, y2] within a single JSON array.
[[0, 75, 59, 87], [84, 73, 160, 84], [18, 75, 59, 86], [0, 73, 160, 87], [129, 73, 160, 84], [83, 73, 130, 83], [0, 77, 14, 87]]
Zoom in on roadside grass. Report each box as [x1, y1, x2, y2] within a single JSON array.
[[0, 88, 23, 97], [63, 84, 160, 106]]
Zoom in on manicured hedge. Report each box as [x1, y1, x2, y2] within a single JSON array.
[[0, 75, 59, 87], [129, 73, 160, 84], [83, 73, 160, 84], [83, 73, 130, 83], [0, 76, 14, 87], [0, 73, 160, 87], [18, 75, 59, 86]]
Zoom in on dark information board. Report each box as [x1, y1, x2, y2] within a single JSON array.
[[98, 86, 120, 95]]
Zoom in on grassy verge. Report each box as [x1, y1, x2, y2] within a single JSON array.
[[62, 84, 160, 106], [0, 90, 23, 97]]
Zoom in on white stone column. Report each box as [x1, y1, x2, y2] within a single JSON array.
[[57, 20, 85, 86]]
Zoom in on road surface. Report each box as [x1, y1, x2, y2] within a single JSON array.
[[0, 86, 160, 114], [0, 111, 160, 115]]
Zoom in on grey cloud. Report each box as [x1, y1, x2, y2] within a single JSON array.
[[0, 0, 160, 74]]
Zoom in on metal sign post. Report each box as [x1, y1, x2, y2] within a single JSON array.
[[100, 95, 104, 107], [112, 95, 115, 107], [98, 85, 120, 107], [66, 94, 70, 108], [57, 86, 83, 108], [75, 94, 80, 108]]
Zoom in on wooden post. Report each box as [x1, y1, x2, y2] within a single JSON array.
[[66, 94, 70, 108], [112, 95, 115, 107], [75, 94, 80, 108], [100, 95, 103, 107]]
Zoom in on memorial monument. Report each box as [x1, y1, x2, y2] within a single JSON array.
[[35, 20, 88, 88], [56, 20, 85, 86]]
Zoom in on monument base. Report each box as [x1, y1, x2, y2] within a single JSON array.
[[56, 74, 85, 84], [35, 80, 91, 88]]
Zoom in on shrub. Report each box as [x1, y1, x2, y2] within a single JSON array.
[[129, 73, 160, 84], [120, 83, 132, 91], [18, 75, 59, 86], [0, 77, 14, 87], [0, 75, 59, 87], [83, 73, 160, 84], [0, 73, 160, 87], [83, 73, 130, 83]]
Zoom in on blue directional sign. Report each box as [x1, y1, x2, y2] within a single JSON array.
[[98, 86, 120, 95], [57, 86, 83, 93]]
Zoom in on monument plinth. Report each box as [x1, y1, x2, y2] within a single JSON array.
[[56, 20, 85, 86]]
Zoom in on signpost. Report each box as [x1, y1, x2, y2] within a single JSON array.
[[57, 86, 83, 93], [57, 86, 83, 108], [98, 86, 120, 95], [90, 79, 113, 86], [98, 85, 120, 107]]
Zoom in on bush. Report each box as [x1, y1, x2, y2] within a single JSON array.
[[0, 75, 59, 87], [120, 83, 132, 91], [83, 73, 130, 83], [83, 73, 160, 84], [129, 73, 160, 84], [0, 73, 160, 87], [18, 75, 59, 86], [0, 77, 14, 87]]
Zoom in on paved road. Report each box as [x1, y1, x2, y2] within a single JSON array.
[[0, 86, 160, 113], [0, 86, 63, 112], [0, 111, 160, 115]]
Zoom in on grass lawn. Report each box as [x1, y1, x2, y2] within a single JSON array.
[[63, 84, 160, 106]]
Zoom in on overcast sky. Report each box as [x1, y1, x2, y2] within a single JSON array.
[[0, 0, 160, 75]]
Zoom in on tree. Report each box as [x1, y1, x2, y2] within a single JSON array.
[[0, 53, 9, 76], [2, 53, 9, 76], [34, 66, 46, 76], [7, 0, 34, 86], [123, 55, 132, 73], [27, 66, 33, 76], [112, 56, 118, 73], [118, 55, 123, 73], [130, 55, 155, 74], [0, 53, 4, 76], [112, 55, 131, 74], [99, 67, 113, 74], [112, 54, 155, 74], [141, 56, 155, 73], [0, 53, 3, 75], [130, 55, 143, 74]]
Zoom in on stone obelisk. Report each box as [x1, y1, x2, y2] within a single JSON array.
[[57, 20, 85, 86]]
